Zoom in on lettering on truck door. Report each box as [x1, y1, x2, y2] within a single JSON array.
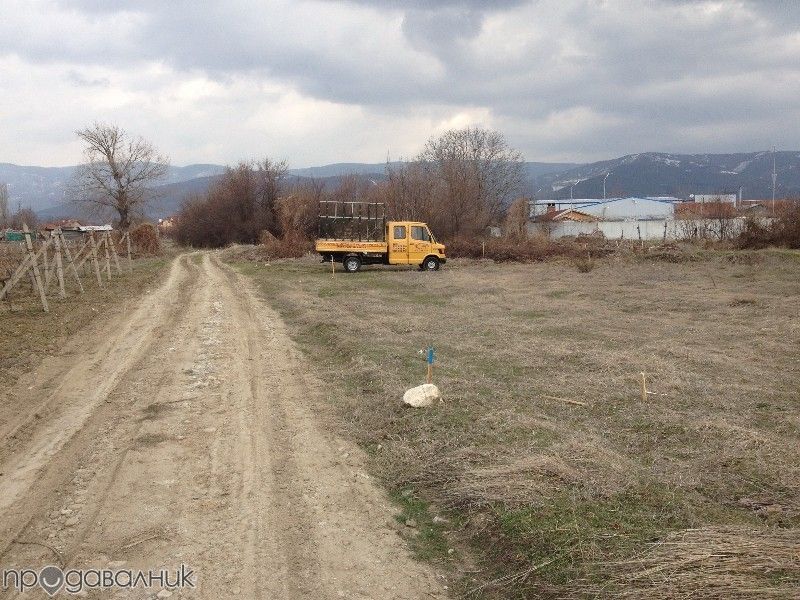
[[391, 225, 407, 264], [409, 225, 430, 265]]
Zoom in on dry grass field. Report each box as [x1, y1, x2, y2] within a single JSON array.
[[230, 248, 800, 599]]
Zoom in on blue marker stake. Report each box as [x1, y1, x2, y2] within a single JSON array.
[[426, 346, 435, 383]]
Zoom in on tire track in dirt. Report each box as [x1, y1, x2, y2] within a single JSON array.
[[1, 251, 447, 600], [0, 254, 203, 561]]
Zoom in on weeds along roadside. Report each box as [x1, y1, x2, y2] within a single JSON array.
[[228, 249, 800, 599], [0, 246, 176, 389]]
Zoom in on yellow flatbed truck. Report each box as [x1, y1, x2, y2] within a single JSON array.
[[315, 201, 446, 273]]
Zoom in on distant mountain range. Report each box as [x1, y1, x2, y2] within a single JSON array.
[[532, 151, 799, 200], [3, 152, 797, 222], [0, 163, 227, 215]]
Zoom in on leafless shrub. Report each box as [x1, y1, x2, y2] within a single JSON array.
[[504, 197, 529, 240], [446, 235, 613, 262], [259, 229, 312, 259], [129, 223, 161, 256], [173, 159, 287, 248], [6, 207, 39, 231], [574, 255, 596, 272], [738, 201, 800, 249]]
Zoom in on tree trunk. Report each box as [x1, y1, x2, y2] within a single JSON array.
[[118, 207, 131, 231]]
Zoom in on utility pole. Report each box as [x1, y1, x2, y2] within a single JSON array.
[[603, 172, 610, 200], [772, 146, 777, 215], [570, 183, 575, 200]]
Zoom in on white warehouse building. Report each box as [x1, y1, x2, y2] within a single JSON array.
[[528, 197, 679, 240]]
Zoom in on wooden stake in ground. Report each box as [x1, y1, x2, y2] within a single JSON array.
[[89, 233, 103, 287], [542, 395, 587, 407], [101, 233, 112, 280], [0, 236, 52, 303], [59, 231, 85, 293], [107, 232, 122, 275], [42, 239, 51, 287], [125, 231, 132, 273], [52, 230, 66, 298], [22, 224, 49, 312], [331, 254, 335, 276], [426, 346, 435, 384], [640, 372, 648, 402]]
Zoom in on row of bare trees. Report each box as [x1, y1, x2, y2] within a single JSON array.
[[173, 159, 294, 247], [29, 122, 523, 246], [169, 127, 526, 248]]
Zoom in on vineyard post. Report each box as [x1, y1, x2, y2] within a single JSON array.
[[22, 223, 49, 312]]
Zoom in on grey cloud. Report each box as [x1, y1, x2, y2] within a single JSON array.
[[1, 0, 799, 162], [332, 0, 530, 10], [66, 71, 110, 87], [401, 7, 483, 56]]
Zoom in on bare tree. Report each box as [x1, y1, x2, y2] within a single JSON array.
[[701, 201, 736, 240], [384, 160, 435, 222], [418, 127, 524, 238], [9, 207, 38, 230], [504, 197, 530, 239], [71, 123, 169, 229], [0, 183, 8, 227]]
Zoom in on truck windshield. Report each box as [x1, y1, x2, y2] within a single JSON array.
[[411, 226, 430, 242]]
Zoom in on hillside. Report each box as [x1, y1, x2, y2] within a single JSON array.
[[533, 151, 799, 200], [0, 163, 226, 214], [5, 152, 799, 222]]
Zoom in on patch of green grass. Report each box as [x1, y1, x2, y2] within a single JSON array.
[[545, 289, 572, 299], [391, 489, 455, 562], [512, 309, 550, 320], [492, 484, 695, 586]]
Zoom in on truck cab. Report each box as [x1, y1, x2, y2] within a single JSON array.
[[387, 221, 446, 269]]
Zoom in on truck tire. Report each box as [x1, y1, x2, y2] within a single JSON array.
[[422, 256, 440, 271], [343, 255, 362, 273]]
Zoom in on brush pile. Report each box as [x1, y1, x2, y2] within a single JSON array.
[[584, 526, 800, 599]]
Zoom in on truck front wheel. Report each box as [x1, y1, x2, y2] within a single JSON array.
[[343, 256, 362, 273], [422, 256, 440, 271]]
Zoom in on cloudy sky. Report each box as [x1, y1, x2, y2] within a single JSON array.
[[0, 0, 798, 167]]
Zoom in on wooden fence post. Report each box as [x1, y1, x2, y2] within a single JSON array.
[[43, 239, 51, 287], [52, 230, 66, 299], [22, 223, 49, 312], [100, 234, 112, 280], [89, 233, 103, 287], [59, 231, 85, 293], [107, 232, 122, 275], [125, 231, 133, 272]]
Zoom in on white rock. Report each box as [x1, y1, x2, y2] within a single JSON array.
[[402, 384, 441, 408]]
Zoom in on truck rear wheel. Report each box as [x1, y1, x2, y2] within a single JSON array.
[[422, 256, 440, 271], [343, 255, 362, 273]]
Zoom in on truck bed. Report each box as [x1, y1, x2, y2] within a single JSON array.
[[315, 239, 388, 254]]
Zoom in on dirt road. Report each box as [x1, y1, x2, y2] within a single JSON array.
[[0, 253, 446, 599]]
